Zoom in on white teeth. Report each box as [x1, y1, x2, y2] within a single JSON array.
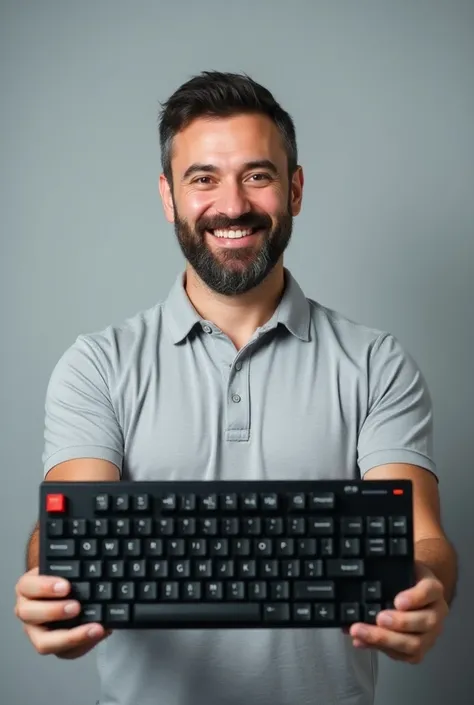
[[212, 229, 253, 239]]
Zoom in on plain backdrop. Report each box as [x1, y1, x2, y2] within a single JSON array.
[[1, 1, 473, 704]]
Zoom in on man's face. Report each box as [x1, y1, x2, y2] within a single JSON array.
[[160, 113, 303, 295]]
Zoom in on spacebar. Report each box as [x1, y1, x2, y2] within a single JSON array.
[[134, 603, 261, 623]]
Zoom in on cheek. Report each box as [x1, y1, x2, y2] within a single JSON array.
[[253, 189, 286, 216], [186, 192, 213, 219]]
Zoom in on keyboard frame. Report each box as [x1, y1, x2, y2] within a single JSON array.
[[38, 479, 415, 630]]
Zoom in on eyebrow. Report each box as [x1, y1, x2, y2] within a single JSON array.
[[181, 159, 279, 182]]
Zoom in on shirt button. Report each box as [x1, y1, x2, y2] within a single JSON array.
[[232, 394, 241, 403], [235, 362, 242, 371], [202, 324, 212, 334]]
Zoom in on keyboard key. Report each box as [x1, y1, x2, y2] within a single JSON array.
[[107, 605, 130, 623], [364, 604, 382, 623], [367, 517, 386, 535], [114, 495, 129, 512], [95, 495, 109, 512], [326, 559, 364, 577], [70, 582, 91, 600], [263, 603, 290, 622], [135, 603, 261, 624], [389, 516, 407, 535], [70, 519, 87, 536], [221, 493, 238, 510], [46, 540, 75, 557], [45, 561, 80, 578], [294, 604, 311, 621], [133, 494, 149, 512], [201, 494, 217, 511], [139, 582, 157, 600], [341, 603, 360, 623], [390, 538, 408, 556], [46, 519, 64, 537], [310, 492, 335, 510], [294, 581, 335, 600], [161, 494, 176, 511], [314, 603, 335, 621], [341, 517, 363, 535], [242, 493, 258, 510], [366, 538, 386, 556], [340, 538, 360, 556], [261, 493, 278, 510], [363, 581, 382, 601], [288, 492, 306, 510], [308, 518, 334, 535], [83, 604, 102, 622]]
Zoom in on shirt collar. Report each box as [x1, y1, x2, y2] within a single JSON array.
[[163, 268, 311, 344]]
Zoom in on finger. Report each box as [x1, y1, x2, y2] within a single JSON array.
[[17, 572, 71, 600], [376, 608, 437, 634], [350, 623, 420, 658], [394, 577, 443, 610], [26, 621, 107, 656], [15, 595, 81, 626]]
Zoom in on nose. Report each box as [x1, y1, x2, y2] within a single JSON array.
[[214, 179, 251, 219]]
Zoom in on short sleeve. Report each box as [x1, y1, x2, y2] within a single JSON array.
[[357, 333, 437, 479], [42, 335, 124, 477]]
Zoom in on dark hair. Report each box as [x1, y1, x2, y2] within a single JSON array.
[[158, 70, 298, 185]]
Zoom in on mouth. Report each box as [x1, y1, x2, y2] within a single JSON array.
[[205, 227, 263, 248]]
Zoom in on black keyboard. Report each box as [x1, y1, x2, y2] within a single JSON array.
[[38, 479, 414, 629]]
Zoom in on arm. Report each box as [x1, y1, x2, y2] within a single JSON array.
[[352, 334, 456, 662], [364, 463, 458, 605], [27, 458, 120, 571], [16, 333, 124, 659]]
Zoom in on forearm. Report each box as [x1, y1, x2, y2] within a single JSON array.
[[26, 522, 40, 571], [414, 536, 458, 605]]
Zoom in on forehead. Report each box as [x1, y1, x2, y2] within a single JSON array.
[[170, 113, 286, 173]]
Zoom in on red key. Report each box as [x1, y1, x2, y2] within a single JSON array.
[[46, 494, 66, 512]]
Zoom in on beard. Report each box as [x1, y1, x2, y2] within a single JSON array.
[[172, 200, 294, 296]]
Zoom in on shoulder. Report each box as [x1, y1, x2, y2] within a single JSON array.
[[307, 297, 389, 353], [52, 301, 167, 380], [305, 297, 422, 378]]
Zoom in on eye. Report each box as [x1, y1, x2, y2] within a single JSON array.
[[192, 176, 213, 185], [248, 173, 272, 183]]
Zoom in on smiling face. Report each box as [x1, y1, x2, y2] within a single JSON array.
[[159, 113, 304, 295]]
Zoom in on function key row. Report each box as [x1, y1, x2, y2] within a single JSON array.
[[94, 491, 337, 513]]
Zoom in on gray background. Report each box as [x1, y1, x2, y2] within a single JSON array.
[[1, 0, 473, 703]]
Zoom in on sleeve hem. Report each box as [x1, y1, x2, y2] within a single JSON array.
[[358, 449, 438, 480], [43, 446, 123, 478]]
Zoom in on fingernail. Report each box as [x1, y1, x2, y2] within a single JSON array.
[[378, 614, 393, 627], [53, 581, 69, 593], [88, 626, 102, 638], [355, 627, 369, 639], [395, 596, 410, 609], [64, 602, 78, 614]]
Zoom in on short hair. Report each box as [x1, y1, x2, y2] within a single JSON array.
[[158, 70, 298, 184]]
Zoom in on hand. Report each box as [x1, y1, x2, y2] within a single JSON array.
[[348, 561, 449, 664], [15, 567, 111, 659]]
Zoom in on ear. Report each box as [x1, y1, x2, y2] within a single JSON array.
[[159, 173, 175, 223], [290, 166, 304, 216]]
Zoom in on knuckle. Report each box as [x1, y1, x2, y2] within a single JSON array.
[[408, 638, 422, 656]]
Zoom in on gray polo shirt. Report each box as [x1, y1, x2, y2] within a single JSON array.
[[42, 268, 436, 705]]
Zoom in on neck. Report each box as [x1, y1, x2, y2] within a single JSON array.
[[184, 262, 285, 350]]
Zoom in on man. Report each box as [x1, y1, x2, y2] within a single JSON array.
[[15, 71, 457, 705]]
